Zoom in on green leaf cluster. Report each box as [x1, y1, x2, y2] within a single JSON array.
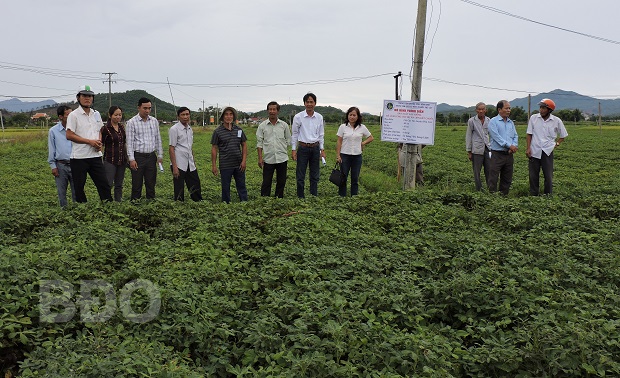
[[1, 124, 619, 377]]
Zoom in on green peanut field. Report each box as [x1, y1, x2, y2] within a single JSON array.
[[1, 122, 619, 377]]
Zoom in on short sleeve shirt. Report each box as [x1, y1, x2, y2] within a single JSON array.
[[211, 124, 247, 169], [526, 113, 568, 159], [169, 122, 196, 172], [337, 123, 371, 155], [66, 106, 104, 159]]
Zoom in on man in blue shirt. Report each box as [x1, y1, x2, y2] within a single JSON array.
[[487, 100, 518, 195], [47, 105, 76, 207]]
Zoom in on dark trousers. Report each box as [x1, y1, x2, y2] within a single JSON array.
[[261, 161, 287, 198], [220, 167, 248, 203], [416, 163, 424, 185], [487, 151, 514, 195], [296, 145, 320, 198], [472, 149, 489, 191], [70, 157, 112, 203], [172, 164, 202, 202], [131, 152, 157, 200], [339, 154, 363, 197], [529, 151, 554, 196], [104, 161, 126, 202]]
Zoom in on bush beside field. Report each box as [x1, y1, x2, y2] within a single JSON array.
[[1, 124, 619, 377]]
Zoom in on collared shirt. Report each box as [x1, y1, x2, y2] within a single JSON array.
[[100, 123, 127, 166], [169, 121, 197, 172], [211, 124, 247, 170], [291, 110, 324, 150], [47, 122, 73, 169], [126, 114, 163, 161], [256, 118, 291, 164], [526, 113, 568, 159], [466, 115, 490, 155], [66, 106, 104, 159], [337, 123, 371, 156], [488, 115, 518, 151]]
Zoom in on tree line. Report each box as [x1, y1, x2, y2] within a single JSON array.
[[436, 105, 586, 125]]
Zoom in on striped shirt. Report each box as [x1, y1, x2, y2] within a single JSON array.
[[100, 123, 127, 166], [126, 114, 163, 161], [211, 124, 247, 170]]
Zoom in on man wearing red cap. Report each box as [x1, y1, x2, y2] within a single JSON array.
[[525, 98, 568, 196]]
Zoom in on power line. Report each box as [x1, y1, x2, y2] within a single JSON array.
[[0, 61, 102, 75], [459, 0, 620, 45], [421, 76, 620, 98], [116, 73, 394, 88], [0, 94, 73, 99], [424, 0, 442, 64], [0, 64, 101, 80], [0, 79, 73, 92]]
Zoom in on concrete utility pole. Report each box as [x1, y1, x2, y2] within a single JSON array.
[[102, 72, 117, 109], [202, 100, 205, 127], [402, 0, 427, 190], [528, 94, 531, 120]]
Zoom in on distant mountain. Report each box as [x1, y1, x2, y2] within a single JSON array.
[[250, 104, 347, 119], [509, 89, 620, 116], [22, 90, 179, 120], [436, 103, 468, 114], [0, 98, 57, 112], [93, 89, 177, 116], [437, 89, 620, 116]]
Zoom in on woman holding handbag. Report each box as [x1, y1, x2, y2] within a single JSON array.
[[335, 107, 374, 196]]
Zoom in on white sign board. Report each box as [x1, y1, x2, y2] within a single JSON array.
[[381, 100, 436, 145]]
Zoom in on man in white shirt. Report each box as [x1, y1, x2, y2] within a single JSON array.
[[126, 97, 163, 200], [169, 107, 202, 201], [526, 98, 568, 196], [65, 85, 112, 203], [291, 93, 325, 198]]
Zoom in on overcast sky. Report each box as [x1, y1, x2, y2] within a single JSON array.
[[3, 0, 619, 115]]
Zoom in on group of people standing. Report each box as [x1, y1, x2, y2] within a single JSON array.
[[48, 89, 374, 207], [466, 99, 568, 195]]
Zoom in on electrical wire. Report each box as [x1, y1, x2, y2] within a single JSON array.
[[459, 0, 620, 45], [116, 73, 394, 88], [424, 0, 442, 64], [0, 79, 73, 92], [0, 61, 102, 75]]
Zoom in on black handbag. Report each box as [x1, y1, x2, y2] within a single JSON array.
[[329, 163, 345, 186]]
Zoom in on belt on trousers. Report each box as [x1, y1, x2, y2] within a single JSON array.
[[299, 141, 319, 148], [491, 149, 509, 155], [134, 151, 156, 156], [56, 160, 70, 165]]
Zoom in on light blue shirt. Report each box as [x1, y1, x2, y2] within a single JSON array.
[[47, 122, 72, 169], [488, 115, 518, 151]]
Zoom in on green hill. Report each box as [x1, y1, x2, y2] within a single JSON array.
[[93, 89, 177, 120], [252, 104, 380, 124]]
